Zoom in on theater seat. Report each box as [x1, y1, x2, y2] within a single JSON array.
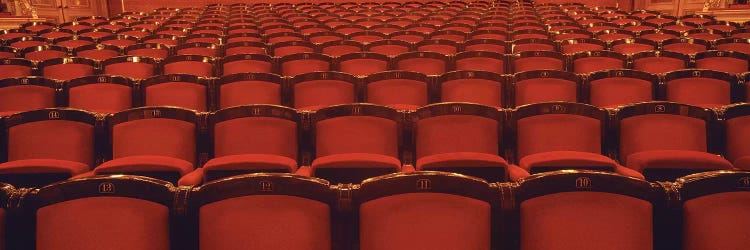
[[357, 172, 494, 250], [193, 173, 334, 250], [94, 107, 200, 184], [615, 102, 732, 181], [516, 171, 658, 250], [679, 171, 750, 250], [0, 108, 97, 187], [414, 103, 507, 182], [310, 104, 402, 183], [29, 175, 173, 250], [203, 105, 300, 181]]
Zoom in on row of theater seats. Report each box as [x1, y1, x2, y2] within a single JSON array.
[[1, 101, 748, 188], [0, 170, 748, 249], [2, 47, 750, 79], [2, 67, 749, 115]]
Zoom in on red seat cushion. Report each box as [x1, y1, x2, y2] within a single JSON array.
[[311, 153, 401, 171], [519, 151, 618, 171], [416, 152, 508, 170], [203, 154, 298, 173], [507, 164, 531, 181], [731, 156, 750, 170], [0, 159, 89, 175], [626, 150, 733, 172], [95, 155, 194, 176]]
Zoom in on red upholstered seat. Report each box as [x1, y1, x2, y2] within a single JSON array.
[[203, 106, 299, 181], [95, 155, 194, 176], [66, 75, 134, 114], [357, 173, 493, 250], [195, 174, 333, 250], [0, 159, 89, 175], [571, 51, 627, 74], [309, 104, 402, 183], [414, 103, 506, 181], [280, 53, 332, 77], [513, 103, 615, 177], [204, 154, 297, 172], [142, 74, 210, 112], [455, 51, 506, 74], [336, 52, 389, 77], [162, 55, 214, 77], [96, 107, 199, 183], [626, 150, 733, 172], [291, 72, 357, 111], [587, 70, 657, 108], [513, 70, 580, 106], [364, 71, 429, 110], [680, 171, 750, 250], [0, 59, 34, 80], [717, 105, 750, 170], [616, 102, 731, 181], [0, 77, 57, 115], [102, 56, 157, 80], [664, 70, 736, 109], [0, 109, 96, 187], [312, 153, 401, 170], [217, 73, 283, 108], [519, 151, 617, 171], [393, 51, 448, 76], [439, 70, 507, 108], [694, 51, 750, 74], [38, 57, 96, 81], [221, 54, 274, 76], [512, 51, 566, 73], [631, 51, 689, 74], [517, 171, 655, 250], [33, 176, 173, 250]]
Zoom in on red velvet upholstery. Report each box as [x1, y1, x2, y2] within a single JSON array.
[[0, 85, 56, 115], [513, 57, 564, 73], [273, 45, 315, 57], [560, 43, 605, 54], [455, 57, 505, 74], [417, 43, 458, 55], [416, 115, 505, 170], [367, 43, 410, 56], [513, 43, 555, 53], [612, 43, 655, 55], [360, 193, 491, 250], [716, 42, 750, 55], [321, 44, 362, 56], [200, 195, 330, 250], [281, 60, 330, 77], [441, 78, 503, 107], [619, 114, 731, 171], [520, 192, 653, 250], [619, 114, 706, 164], [666, 78, 730, 108], [104, 63, 154, 80], [312, 116, 400, 170], [314, 116, 397, 158], [110, 118, 196, 167], [127, 48, 169, 60], [626, 150, 732, 172], [339, 58, 388, 76], [163, 61, 213, 77], [76, 49, 120, 61], [207, 117, 298, 172], [589, 77, 653, 108], [222, 60, 273, 76], [293, 79, 355, 111], [219, 81, 281, 108], [633, 57, 687, 74], [6, 120, 94, 167], [695, 57, 748, 74], [517, 114, 610, 170], [37, 197, 170, 250], [573, 57, 625, 74], [367, 79, 428, 110], [683, 192, 750, 250], [515, 78, 577, 106], [145, 82, 207, 111], [726, 116, 750, 169], [396, 58, 446, 75], [24, 50, 67, 62], [0, 159, 89, 175], [42, 64, 95, 81], [663, 43, 707, 54], [0, 65, 33, 80], [69, 84, 132, 114]]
